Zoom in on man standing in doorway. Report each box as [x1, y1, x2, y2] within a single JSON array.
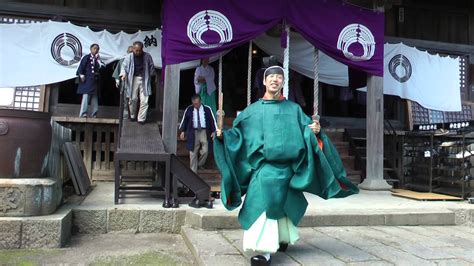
[[179, 94, 217, 173], [76, 43, 105, 118], [120, 41, 156, 124]]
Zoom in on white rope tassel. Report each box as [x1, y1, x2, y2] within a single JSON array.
[[247, 41, 252, 106], [313, 47, 319, 119], [217, 55, 224, 129], [283, 24, 290, 99], [218, 55, 223, 111]]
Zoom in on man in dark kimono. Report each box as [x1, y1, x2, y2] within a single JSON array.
[[76, 43, 105, 118], [215, 66, 358, 266]]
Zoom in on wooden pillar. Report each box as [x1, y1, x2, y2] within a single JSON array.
[[155, 70, 164, 118], [83, 124, 93, 180], [469, 1, 474, 45], [162, 64, 180, 154], [359, 75, 392, 190]]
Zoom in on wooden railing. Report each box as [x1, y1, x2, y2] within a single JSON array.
[[54, 117, 154, 181]]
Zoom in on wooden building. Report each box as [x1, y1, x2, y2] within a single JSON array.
[[1, 0, 473, 197]]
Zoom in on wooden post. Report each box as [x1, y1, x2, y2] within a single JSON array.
[[359, 75, 392, 190], [83, 124, 93, 180], [469, 1, 474, 45], [38, 85, 47, 112], [162, 64, 180, 154], [155, 70, 164, 118]]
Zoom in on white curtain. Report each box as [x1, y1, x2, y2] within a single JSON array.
[[253, 32, 349, 87], [0, 21, 211, 87], [383, 43, 461, 112]]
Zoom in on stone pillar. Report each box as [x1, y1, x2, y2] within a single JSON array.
[[162, 64, 180, 154], [359, 75, 392, 190]]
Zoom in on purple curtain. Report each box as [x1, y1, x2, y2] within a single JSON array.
[[287, 0, 384, 76], [162, 0, 283, 66], [162, 0, 384, 76]]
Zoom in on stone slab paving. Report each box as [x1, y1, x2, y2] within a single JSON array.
[[183, 226, 474, 265], [0, 232, 195, 265]]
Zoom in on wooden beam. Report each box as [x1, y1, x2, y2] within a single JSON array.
[[385, 36, 474, 63], [155, 71, 164, 118], [359, 75, 392, 190], [38, 85, 46, 112], [162, 64, 180, 154], [43, 85, 51, 113], [49, 84, 59, 112], [0, 2, 160, 31], [469, 1, 474, 45], [401, 0, 470, 14]]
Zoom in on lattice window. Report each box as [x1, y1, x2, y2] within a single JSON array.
[[12, 86, 41, 111], [409, 101, 473, 131], [0, 16, 42, 24], [459, 56, 468, 101]]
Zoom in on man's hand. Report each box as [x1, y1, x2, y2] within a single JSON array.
[[179, 132, 185, 141], [216, 129, 223, 140], [309, 121, 321, 135], [198, 76, 206, 84], [120, 75, 126, 81]]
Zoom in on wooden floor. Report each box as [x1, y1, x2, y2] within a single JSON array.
[[391, 189, 463, 201]]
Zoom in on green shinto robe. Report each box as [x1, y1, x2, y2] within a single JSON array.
[[214, 99, 359, 230]]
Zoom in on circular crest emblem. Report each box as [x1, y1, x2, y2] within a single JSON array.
[[187, 10, 233, 49], [0, 121, 8, 136], [337, 24, 375, 61], [389, 54, 412, 83], [50, 33, 82, 66]]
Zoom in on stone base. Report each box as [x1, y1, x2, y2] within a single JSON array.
[[358, 178, 392, 191], [0, 177, 61, 217], [72, 208, 186, 234], [0, 206, 71, 249]]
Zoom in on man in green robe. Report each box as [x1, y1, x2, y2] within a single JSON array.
[[214, 66, 359, 266]]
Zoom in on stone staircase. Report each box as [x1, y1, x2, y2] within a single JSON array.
[[325, 130, 363, 185], [344, 128, 401, 187]]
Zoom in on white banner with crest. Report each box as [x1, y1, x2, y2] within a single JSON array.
[[0, 21, 212, 87]]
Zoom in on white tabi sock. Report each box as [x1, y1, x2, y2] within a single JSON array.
[[262, 253, 271, 260]]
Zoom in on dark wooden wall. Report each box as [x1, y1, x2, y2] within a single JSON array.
[[0, 0, 162, 31], [386, 0, 474, 103], [387, 0, 474, 45]]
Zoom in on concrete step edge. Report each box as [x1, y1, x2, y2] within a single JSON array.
[[180, 226, 204, 266], [185, 209, 457, 230]]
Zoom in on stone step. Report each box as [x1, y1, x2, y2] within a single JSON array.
[[177, 155, 218, 169], [346, 169, 363, 184], [0, 206, 72, 249], [181, 226, 247, 266], [324, 129, 345, 140], [341, 155, 356, 169], [332, 142, 350, 156], [352, 136, 367, 142], [185, 209, 457, 231]]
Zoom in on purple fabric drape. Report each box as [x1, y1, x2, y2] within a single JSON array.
[[286, 0, 384, 76], [162, 0, 283, 66], [162, 0, 384, 76]]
